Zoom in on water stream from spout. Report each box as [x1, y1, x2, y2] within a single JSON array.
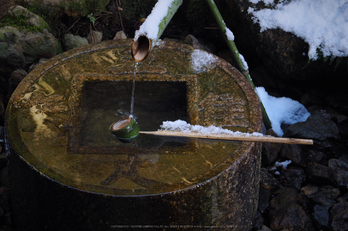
[[130, 62, 139, 115]]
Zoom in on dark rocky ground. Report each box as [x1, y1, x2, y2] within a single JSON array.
[[0, 0, 348, 230]]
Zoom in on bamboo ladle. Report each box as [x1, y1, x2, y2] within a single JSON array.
[[139, 130, 313, 145]]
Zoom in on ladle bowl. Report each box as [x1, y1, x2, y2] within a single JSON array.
[[110, 115, 139, 143]]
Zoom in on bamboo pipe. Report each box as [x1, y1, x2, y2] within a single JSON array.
[[139, 130, 313, 145], [131, 35, 152, 62], [205, 0, 272, 130], [131, 0, 183, 62]]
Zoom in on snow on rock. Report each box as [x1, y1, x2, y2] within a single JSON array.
[[256, 87, 310, 137], [248, 0, 348, 59], [275, 160, 292, 169], [191, 49, 218, 73], [160, 119, 264, 137]]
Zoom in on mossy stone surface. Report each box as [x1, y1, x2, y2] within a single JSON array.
[[7, 39, 262, 230]]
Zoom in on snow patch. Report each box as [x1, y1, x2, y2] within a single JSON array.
[[225, 27, 235, 41], [191, 49, 218, 73], [275, 160, 292, 169], [256, 87, 310, 137], [239, 53, 249, 70]]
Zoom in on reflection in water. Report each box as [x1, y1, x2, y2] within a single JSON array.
[[80, 81, 189, 150]]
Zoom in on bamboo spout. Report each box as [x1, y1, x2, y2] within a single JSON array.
[[131, 36, 152, 62], [131, 0, 183, 62]]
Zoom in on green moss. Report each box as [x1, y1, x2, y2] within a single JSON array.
[[55, 39, 63, 55], [0, 10, 50, 33], [24, 1, 64, 33]]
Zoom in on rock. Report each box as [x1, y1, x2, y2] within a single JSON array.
[[258, 186, 271, 213], [28, 58, 48, 73], [184, 34, 214, 53], [325, 91, 348, 114], [257, 225, 271, 231], [0, 95, 5, 117], [325, 107, 348, 124], [0, 40, 25, 71], [0, 153, 6, 170], [329, 158, 348, 188], [5, 5, 49, 29], [337, 118, 348, 138], [280, 144, 305, 167], [284, 110, 340, 141], [270, 187, 307, 211], [258, 168, 282, 214], [87, 30, 103, 44], [282, 167, 306, 189], [307, 162, 330, 184], [0, 167, 9, 187], [259, 168, 282, 191], [8, 69, 27, 98], [269, 203, 315, 231], [0, 26, 58, 72], [63, 34, 88, 50], [300, 184, 339, 229], [339, 155, 348, 163], [113, 30, 127, 40], [307, 185, 340, 208], [261, 130, 281, 166], [301, 184, 318, 197], [212, 0, 348, 101], [252, 211, 264, 230], [301, 92, 323, 108], [331, 197, 348, 231], [331, 210, 348, 231], [28, 0, 111, 17], [305, 150, 328, 165], [307, 186, 340, 229], [0, 187, 10, 210], [21, 30, 58, 64], [312, 204, 330, 229]]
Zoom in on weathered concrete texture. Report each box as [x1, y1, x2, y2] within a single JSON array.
[[7, 39, 262, 230]]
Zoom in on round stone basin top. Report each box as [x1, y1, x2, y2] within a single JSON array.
[[6, 39, 262, 196]]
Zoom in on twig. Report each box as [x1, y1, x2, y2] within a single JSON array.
[[116, 0, 124, 31], [66, 18, 81, 33]]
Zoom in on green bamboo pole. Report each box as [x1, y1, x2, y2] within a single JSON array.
[[205, 0, 272, 130], [132, 0, 183, 62]]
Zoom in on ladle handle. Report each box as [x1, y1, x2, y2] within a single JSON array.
[[139, 131, 313, 145]]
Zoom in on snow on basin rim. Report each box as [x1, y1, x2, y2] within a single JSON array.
[[191, 49, 218, 73]]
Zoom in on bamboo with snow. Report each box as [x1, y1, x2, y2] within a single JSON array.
[[131, 0, 183, 62], [205, 0, 272, 130], [139, 130, 313, 145]]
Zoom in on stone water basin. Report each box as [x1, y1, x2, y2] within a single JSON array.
[[6, 39, 262, 230]]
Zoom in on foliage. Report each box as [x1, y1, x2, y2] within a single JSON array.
[[87, 13, 96, 26]]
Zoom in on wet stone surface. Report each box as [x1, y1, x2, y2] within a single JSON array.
[[7, 39, 261, 195], [5, 39, 262, 230]]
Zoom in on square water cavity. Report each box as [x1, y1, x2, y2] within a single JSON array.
[[68, 80, 191, 154]]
